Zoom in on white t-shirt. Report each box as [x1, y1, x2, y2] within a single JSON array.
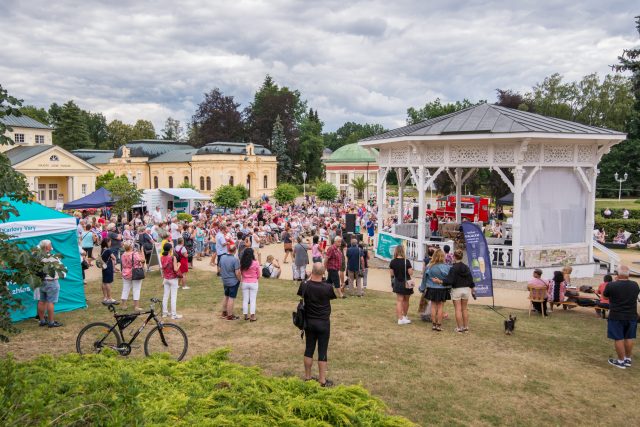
[[152, 210, 162, 223], [170, 223, 181, 240]]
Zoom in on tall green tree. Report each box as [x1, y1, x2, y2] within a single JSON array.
[[106, 119, 134, 149], [407, 98, 484, 125], [52, 100, 91, 150], [271, 115, 292, 182], [81, 111, 108, 148], [323, 122, 387, 152], [105, 175, 143, 215], [190, 88, 245, 147], [0, 85, 66, 341], [96, 171, 117, 189], [20, 105, 51, 125], [131, 119, 156, 140], [161, 117, 184, 140], [298, 108, 325, 181], [350, 176, 369, 200]]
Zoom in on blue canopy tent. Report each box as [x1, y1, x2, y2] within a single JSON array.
[[63, 187, 114, 210], [0, 198, 86, 322]]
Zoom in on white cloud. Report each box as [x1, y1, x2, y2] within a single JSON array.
[[0, 0, 637, 132]]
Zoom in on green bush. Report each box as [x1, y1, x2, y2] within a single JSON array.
[[594, 216, 640, 242], [176, 212, 193, 222], [316, 182, 338, 201], [597, 208, 640, 219], [214, 185, 242, 209], [0, 350, 414, 426], [233, 184, 249, 200], [274, 183, 299, 203]]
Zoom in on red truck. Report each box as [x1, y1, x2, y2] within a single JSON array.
[[427, 195, 490, 223]]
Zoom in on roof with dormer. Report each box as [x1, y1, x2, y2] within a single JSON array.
[[112, 140, 194, 159], [195, 141, 272, 156]]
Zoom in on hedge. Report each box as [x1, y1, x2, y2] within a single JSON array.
[[597, 208, 640, 219], [594, 216, 640, 243], [0, 349, 414, 426], [176, 212, 193, 222]]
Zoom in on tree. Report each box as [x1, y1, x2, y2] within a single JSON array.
[[323, 122, 387, 152], [52, 100, 91, 150], [407, 98, 484, 125], [316, 182, 338, 201], [350, 176, 369, 200], [131, 120, 156, 140], [495, 89, 533, 111], [614, 16, 640, 138], [96, 171, 117, 189], [298, 108, 325, 181], [82, 111, 108, 148], [106, 120, 134, 149], [0, 85, 66, 341], [178, 180, 196, 190], [213, 185, 242, 209], [190, 88, 245, 147], [271, 115, 292, 182], [161, 117, 184, 140], [233, 184, 249, 200], [105, 176, 142, 215], [273, 183, 298, 204], [20, 105, 51, 125]]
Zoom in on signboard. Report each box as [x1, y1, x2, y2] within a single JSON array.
[[460, 222, 493, 297], [376, 232, 404, 260]]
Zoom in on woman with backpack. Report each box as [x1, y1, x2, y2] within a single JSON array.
[[80, 224, 96, 264], [240, 248, 260, 322], [433, 249, 474, 333], [160, 242, 182, 319], [182, 224, 196, 268]]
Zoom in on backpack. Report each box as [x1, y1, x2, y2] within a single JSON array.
[[292, 282, 307, 339], [262, 263, 272, 278]]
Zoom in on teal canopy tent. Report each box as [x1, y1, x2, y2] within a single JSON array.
[[0, 198, 86, 322]]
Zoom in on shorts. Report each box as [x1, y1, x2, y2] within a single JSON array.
[[451, 287, 472, 301], [224, 284, 239, 298], [327, 269, 340, 288], [367, 229, 374, 237], [607, 319, 638, 340], [39, 279, 60, 303]]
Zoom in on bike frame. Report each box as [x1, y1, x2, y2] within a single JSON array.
[[99, 307, 169, 351]]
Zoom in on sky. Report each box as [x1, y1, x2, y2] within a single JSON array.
[[0, 0, 637, 133]]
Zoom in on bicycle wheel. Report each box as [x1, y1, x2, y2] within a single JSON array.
[[76, 322, 122, 355], [144, 323, 188, 361]]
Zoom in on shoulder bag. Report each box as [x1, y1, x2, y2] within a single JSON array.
[[292, 281, 308, 339], [130, 252, 146, 280]]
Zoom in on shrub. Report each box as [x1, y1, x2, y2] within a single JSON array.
[[233, 184, 249, 200], [214, 185, 241, 209], [316, 182, 338, 201], [273, 183, 299, 204], [0, 350, 414, 426], [176, 212, 193, 222], [594, 216, 640, 242]]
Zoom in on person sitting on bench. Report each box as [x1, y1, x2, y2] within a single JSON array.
[[547, 271, 567, 311]]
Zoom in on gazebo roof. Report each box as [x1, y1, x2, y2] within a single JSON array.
[[360, 103, 625, 143]]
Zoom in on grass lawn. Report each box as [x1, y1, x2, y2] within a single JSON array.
[[2, 269, 640, 426], [595, 198, 640, 211]]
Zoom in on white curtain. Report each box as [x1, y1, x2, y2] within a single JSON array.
[[520, 168, 586, 246]]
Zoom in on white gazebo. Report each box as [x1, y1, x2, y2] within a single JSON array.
[[359, 104, 626, 281]]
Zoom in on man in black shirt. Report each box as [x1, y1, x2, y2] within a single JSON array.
[[297, 263, 337, 386], [603, 266, 640, 369]]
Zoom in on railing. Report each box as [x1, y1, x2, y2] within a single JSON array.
[[592, 240, 620, 272], [393, 223, 418, 239]]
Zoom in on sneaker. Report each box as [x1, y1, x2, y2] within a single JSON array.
[[171, 314, 183, 320], [402, 316, 412, 324], [182, 286, 191, 290], [397, 318, 410, 325], [624, 358, 632, 368], [608, 358, 626, 369], [39, 320, 47, 327], [48, 321, 63, 328], [320, 379, 334, 387]]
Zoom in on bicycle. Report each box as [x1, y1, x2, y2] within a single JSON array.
[[76, 298, 188, 361]]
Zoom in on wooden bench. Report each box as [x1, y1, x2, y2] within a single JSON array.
[[550, 301, 608, 318]]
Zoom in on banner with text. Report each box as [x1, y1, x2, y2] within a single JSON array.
[[461, 222, 493, 297], [376, 232, 404, 260]]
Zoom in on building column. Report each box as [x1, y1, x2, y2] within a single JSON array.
[[376, 167, 387, 246], [455, 168, 462, 223], [417, 166, 426, 267], [511, 166, 525, 268], [67, 176, 74, 202], [397, 168, 404, 224], [33, 176, 39, 199], [586, 167, 598, 262]]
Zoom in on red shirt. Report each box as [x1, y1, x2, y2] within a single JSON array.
[[598, 282, 609, 304], [326, 245, 342, 271]]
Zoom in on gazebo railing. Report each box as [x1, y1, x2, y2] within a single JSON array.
[[393, 223, 418, 239]]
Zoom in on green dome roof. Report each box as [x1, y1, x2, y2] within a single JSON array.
[[325, 143, 378, 163]]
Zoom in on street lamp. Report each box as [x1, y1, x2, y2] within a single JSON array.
[[614, 172, 628, 201], [302, 171, 307, 199]]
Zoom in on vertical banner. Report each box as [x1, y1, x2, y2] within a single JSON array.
[[460, 222, 493, 297], [376, 232, 404, 260]]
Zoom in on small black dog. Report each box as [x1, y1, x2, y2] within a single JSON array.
[[504, 314, 517, 335]]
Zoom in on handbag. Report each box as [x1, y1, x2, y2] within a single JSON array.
[[292, 281, 307, 339], [130, 253, 146, 280]]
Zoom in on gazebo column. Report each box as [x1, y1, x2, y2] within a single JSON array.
[[511, 166, 525, 268], [455, 168, 462, 223], [417, 166, 426, 265], [587, 168, 598, 262], [397, 168, 404, 224], [376, 167, 388, 243]]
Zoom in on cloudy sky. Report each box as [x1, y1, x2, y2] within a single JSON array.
[[0, 0, 637, 133]]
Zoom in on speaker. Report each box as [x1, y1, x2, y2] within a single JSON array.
[[413, 206, 419, 221], [345, 213, 356, 233], [345, 232, 363, 244]]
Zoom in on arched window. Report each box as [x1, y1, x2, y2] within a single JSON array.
[[229, 176, 234, 186], [153, 176, 158, 189], [200, 176, 205, 190], [49, 155, 59, 162], [206, 177, 211, 190], [168, 176, 173, 188], [184, 176, 189, 183], [263, 175, 268, 189]]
